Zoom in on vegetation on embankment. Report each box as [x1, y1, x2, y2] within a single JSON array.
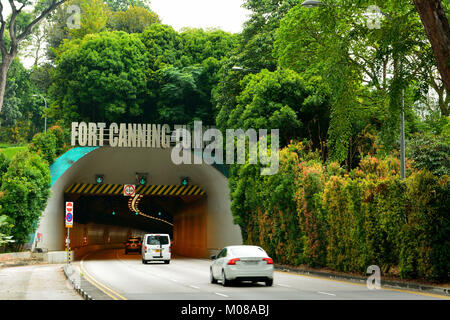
[[230, 142, 449, 282]]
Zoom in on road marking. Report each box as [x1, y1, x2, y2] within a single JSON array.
[[275, 270, 450, 300], [318, 291, 336, 296], [277, 284, 291, 288], [170, 278, 178, 282], [80, 255, 128, 301], [189, 285, 200, 289], [215, 292, 229, 298]]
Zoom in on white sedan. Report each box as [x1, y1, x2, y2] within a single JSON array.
[[210, 245, 274, 286]]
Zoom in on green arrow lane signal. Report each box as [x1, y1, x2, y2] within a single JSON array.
[[112, 211, 116, 216], [140, 178, 146, 185], [95, 175, 104, 184], [135, 212, 139, 215], [158, 212, 162, 216]]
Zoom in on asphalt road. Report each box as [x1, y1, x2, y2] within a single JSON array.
[[74, 249, 447, 300]]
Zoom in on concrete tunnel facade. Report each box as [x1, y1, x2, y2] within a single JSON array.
[[32, 146, 243, 258]]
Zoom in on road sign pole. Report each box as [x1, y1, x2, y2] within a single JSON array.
[[66, 227, 70, 264]]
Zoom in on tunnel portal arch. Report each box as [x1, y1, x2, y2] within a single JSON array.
[[33, 147, 242, 258]]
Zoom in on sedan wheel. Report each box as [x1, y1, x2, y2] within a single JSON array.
[[210, 269, 217, 284], [265, 279, 273, 287], [222, 270, 231, 287]]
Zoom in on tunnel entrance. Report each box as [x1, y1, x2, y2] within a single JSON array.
[[33, 147, 242, 259], [64, 183, 208, 257]]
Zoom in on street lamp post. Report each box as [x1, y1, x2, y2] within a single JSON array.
[[301, 0, 407, 179], [33, 94, 47, 133]]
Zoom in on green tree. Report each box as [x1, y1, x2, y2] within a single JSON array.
[[0, 151, 51, 245], [274, 0, 444, 163], [220, 68, 329, 148], [0, 0, 67, 112], [67, 0, 111, 40], [49, 31, 149, 123], [140, 24, 184, 71], [108, 5, 160, 33]]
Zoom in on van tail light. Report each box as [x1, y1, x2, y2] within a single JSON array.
[[145, 246, 147, 251], [263, 258, 273, 265], [227, 258, 241, 265], [169, 245, 171, 253]]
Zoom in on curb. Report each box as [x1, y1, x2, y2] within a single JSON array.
[[275, 265, 450, 297], [62, 264, 94, 300]]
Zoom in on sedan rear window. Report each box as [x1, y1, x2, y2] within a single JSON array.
[[230, 246, 267, 257], [147, 236, 169, 245]]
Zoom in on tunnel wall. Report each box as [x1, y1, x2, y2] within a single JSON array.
[[33, 147, 243, 258], [173, 199, 207, 258]]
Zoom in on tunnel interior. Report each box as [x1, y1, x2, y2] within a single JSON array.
[[64, 187, 208, 257]]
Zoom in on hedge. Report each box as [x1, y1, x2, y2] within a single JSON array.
[[230, 142, 449, 282]]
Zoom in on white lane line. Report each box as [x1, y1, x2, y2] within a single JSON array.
[[170, 278, 178, 282], [215, 292, 229, 298], [277, 284, 291, 288], [189, 285, 200, 289], [317, 291, 336, 296]]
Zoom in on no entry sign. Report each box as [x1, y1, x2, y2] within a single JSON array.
[[124, 185, 136, 197], [65, 202, 74, 228]]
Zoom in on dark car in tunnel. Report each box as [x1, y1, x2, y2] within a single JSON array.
[[125, 237, 142, 254]]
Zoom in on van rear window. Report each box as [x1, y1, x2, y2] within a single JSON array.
[[147, 236, 169, 245]]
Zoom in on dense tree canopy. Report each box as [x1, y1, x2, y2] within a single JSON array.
[[50, 31, 149, 123], [0, 151, 51, 245]]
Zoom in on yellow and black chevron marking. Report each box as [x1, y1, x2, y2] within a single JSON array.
[[65, 183, 206, 196]]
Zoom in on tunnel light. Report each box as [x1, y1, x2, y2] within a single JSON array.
[[181, 177, 189, 186], [95, 174, 104, 184], [136, 173, 148, 185]]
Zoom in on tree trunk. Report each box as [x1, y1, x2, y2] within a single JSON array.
[[0, 54, 14, 113], [413, 0, 450, 92]]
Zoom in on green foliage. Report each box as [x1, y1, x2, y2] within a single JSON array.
[[233, 143, 449, 281], [50, 31, 149, 123], [274, 0, 438, 162], [220, 69, 330, 147], [407, 133, 450, 177], [28, 125, 68, 164], [108, 5, 160, 33], [0, 151, 51, 245], [67, 0, 111, 40], [140, 24, 184, 70], [400, 171, 449, 280], [0, 215, 14, 246], [180, 29, 238, 66], [1, 58, 45, 143]]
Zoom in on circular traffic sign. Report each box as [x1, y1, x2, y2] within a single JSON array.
[[124, 185, 136, 196], [66, 213, 73, 222]]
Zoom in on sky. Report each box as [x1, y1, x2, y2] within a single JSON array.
[[150, 0, 251, 33]]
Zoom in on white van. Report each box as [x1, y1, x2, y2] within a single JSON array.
[[142, 234, 171, 264]]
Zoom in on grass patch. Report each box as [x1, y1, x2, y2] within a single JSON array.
[[0, 145, 29, 159]]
